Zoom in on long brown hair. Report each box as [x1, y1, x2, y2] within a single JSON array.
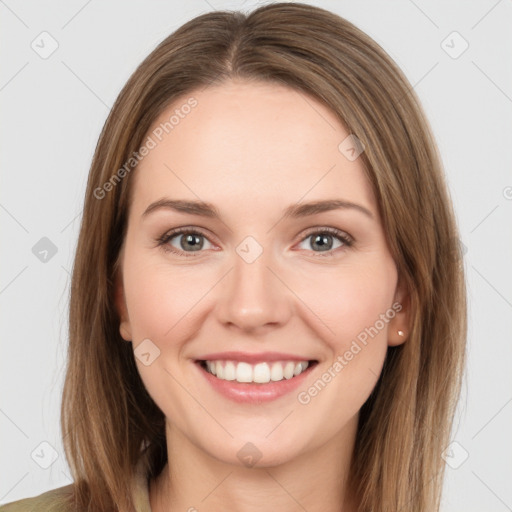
[[61, 3, 467, 511]]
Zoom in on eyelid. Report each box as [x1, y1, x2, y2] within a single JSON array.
[[298, 226, 353, 245]]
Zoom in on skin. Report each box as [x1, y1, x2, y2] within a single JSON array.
[[114, 79, 409, 512]]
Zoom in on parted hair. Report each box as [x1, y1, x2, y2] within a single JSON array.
[[60, 3, 467, 511]]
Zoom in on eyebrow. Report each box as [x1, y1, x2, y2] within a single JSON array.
[[142, 198, 374, 220]]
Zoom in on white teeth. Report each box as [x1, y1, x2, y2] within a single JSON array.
[[270, 362, 283, 381], [224, 361, 236, 381], [284, 362, 295, 379], [254, 363, 271, 383], [203, 360, 311, 383], [236, 362, 253, 383]]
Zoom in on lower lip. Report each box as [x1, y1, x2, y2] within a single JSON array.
[[195, 361, 317, 404]]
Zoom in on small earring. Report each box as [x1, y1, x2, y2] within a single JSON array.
[[397, 330, 405, 337]]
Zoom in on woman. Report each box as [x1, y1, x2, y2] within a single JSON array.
[[0, 2, 467, 511]]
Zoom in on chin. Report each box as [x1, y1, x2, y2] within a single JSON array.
[[204, 433, 307, 470]]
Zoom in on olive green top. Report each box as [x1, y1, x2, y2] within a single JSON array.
[[0, 456, 152, 512]]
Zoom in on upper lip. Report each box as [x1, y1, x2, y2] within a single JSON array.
[[195, 351, 317, 364]]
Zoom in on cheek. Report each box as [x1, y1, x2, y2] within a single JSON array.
[[123, 256, 207, 341], [300, 261, 397, 343], [122, 259, 206, 418], [290, 267, 396, 433], [295, 261, 396, 405]]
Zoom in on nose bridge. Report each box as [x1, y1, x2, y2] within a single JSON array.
[[217, 235, 291, 330]]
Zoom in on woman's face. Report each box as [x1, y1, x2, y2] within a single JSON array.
[[115, 79, 408, 467]]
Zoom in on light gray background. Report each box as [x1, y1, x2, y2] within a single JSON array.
[[1, 0, 511, 510]]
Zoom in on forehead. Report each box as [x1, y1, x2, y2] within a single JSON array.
[[131, 80, 376, 217]]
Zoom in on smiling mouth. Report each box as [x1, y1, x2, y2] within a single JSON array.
[[196, 359, 319, 384]]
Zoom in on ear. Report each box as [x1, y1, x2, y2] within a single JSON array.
[[113, 269, 132, 342], [387, 276, 411, 347]]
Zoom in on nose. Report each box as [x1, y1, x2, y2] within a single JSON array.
[[215, 241, 293, 333]]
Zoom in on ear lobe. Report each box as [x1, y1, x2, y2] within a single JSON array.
[[113, 271, 132, 342], [388, 277, 411, 347]]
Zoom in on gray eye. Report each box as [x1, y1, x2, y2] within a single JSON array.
[[298, 233, 344, 252], [169, 232, 213, 252]]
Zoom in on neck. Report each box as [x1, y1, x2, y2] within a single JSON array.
[[149, 416, 360, 512]]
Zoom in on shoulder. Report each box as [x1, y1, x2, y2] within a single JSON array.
[[0, 484, 74, 512]]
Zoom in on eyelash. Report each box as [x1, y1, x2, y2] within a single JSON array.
[[156, 226, 354, 258]]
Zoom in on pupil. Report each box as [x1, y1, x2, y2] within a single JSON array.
[[313, 234, 332, 251], [183, 234, 203, 251]]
